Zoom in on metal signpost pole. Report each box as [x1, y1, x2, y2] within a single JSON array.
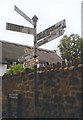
[[32, 15, 39, 118]]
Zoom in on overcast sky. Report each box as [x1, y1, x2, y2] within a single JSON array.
[[0, 0, 82, 52]]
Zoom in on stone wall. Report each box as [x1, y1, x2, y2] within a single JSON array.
[[2, 58, 83, 118]]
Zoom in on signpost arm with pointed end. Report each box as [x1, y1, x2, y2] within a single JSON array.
[[32, 15, 39, 118]]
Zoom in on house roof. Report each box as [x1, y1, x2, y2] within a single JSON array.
[[0, 40, 62, 64]]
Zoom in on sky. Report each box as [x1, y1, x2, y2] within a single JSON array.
[[0, 0, 82, 53]]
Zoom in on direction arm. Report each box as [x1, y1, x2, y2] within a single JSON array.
[[37, 29, 65, 47], [14, 5, 33, 25], [37, 19, 66, 41], [6, 23, 35, 35]]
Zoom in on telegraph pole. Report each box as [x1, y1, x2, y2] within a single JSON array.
[[32, 15, 39, 118]]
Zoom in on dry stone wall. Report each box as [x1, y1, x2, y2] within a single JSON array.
[[2, 57, 83, 118]]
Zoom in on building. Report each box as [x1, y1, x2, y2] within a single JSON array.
[[0, 40, 62, 76]]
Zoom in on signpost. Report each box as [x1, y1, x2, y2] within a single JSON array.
[[37, 29, 65, 47], [6, 6, 39, 118], [14, 5, 34, 25], [23, 57, 39, 69], [6, 5, 66, 118], [32, 15, 39, 118], [18, 47, 34, 62], [37, 19, 66, 41], [18, 54, 33, 62], [6, 23, 35, 35]]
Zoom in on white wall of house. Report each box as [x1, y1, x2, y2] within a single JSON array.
[[0, 64, 7, 76]]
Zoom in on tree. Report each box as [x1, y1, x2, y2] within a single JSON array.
[[58, 34, 83, 61]]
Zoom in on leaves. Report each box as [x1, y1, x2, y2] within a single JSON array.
[[6, 64, 34, 75], [7, 64, 25, 75], [58, 34, 83, 61]]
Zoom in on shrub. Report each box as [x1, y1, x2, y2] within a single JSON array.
[[7, 64, 25, 75]]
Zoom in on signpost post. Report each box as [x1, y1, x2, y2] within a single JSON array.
[[32, 15, 39, 118], [6, 5, 66, 118]]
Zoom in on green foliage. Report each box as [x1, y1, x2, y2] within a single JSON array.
[[7, 64, 25, 75], [27, 66, 34, 73], [6, 64, 35, 75], [58, 34, 83, 61]]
